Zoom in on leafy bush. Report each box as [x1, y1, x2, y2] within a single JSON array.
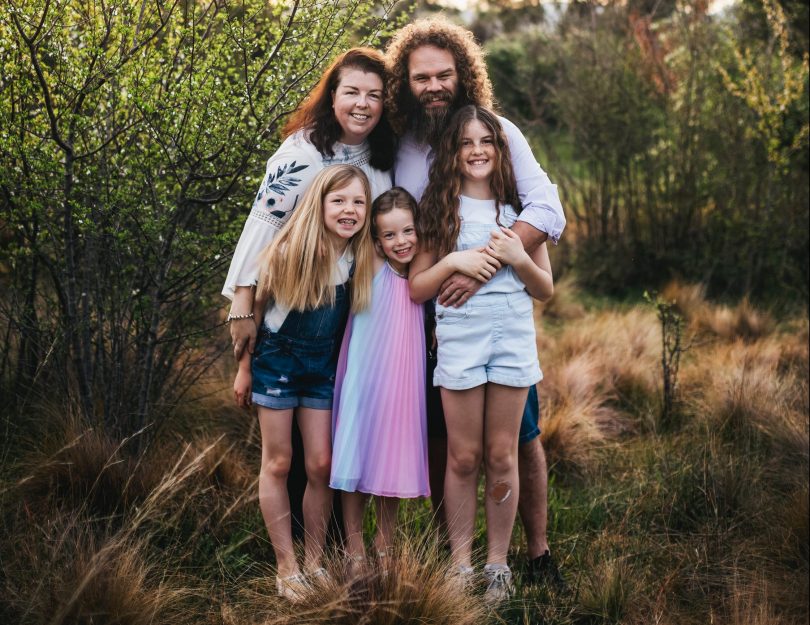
[[487, 1, 809, 303], [0, 0, 397, 434]]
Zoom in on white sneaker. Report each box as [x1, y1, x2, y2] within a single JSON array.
[[483, 564, 514, 605], [308, 567, 331, 586], [276, 572, 308, 602], [446, 564, 475, 592]]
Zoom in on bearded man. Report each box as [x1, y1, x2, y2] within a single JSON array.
[[385, 16, 566, 589]]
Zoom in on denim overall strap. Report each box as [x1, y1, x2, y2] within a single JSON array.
[[276, 281, 350, 342]]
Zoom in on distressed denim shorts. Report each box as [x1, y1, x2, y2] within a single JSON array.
[[251, 330, 337, 410], [433, 290, 542, 391]]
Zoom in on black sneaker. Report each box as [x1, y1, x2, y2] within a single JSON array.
[[527, 550, 567, 591]]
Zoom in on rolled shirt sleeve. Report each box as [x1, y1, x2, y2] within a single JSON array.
[[499, 116, 566, 244], [222, 138, 322, 300]]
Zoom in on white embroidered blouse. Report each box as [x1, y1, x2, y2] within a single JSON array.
[[222, 129, 392, 300]]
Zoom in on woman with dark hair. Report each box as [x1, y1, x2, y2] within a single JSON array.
[[225, 47, 394, 361]]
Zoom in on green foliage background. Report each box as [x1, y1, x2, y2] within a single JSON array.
[[485, 0, 808, 303], [0, 0, 399, 434]]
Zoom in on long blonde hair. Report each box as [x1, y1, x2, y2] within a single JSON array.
[[256, 165, 373, 313]]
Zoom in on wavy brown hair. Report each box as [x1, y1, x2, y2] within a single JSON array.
[[417, 106, 521, 257], [370, 186, 418, 237], [384, 16, 493, 136], [284, 48, 395, 170], [256, 165, 373, 313]]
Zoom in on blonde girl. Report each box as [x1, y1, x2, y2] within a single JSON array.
[[409, 106, 553, 604], [233, 165, 373, 601]]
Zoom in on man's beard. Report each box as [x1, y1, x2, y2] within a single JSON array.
[[410, 90, 459, 147]]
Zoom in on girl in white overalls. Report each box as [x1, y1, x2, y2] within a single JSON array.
[[409, 105, 554, 604]]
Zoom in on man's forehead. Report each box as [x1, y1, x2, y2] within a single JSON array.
[[408, 45, 457, 74]]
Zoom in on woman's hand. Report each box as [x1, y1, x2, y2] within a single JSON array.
[[230, 318, 257, 361], [230, 286, 257, 360], [486, 227, 530, 267], [448, 248, 501, 282]]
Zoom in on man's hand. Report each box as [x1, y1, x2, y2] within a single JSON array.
[[230, 318, 257, 361], [437, 273, 483, 308]]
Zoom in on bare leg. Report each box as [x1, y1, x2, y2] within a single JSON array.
[[374, 496, 400, 554], [441, 385, 485, 569], [483, 384, 527, 565], [297, 407, 333, 572], [518, 437, 550, 558], [257, 407, 298, 576], [342, 490, 368, 561]]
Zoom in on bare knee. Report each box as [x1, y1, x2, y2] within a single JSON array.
[[448, 449, 482, 478], [485, 446, 516, 475], [262, 453, 292, 480], [305, 452, 332, 485]]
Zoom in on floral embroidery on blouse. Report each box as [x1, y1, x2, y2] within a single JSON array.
[[250, 160, 311, 228]]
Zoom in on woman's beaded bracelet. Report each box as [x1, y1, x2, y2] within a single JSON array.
[[227, 312, 254, 323]]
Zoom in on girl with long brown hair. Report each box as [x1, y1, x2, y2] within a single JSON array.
[[233, 165, 373, 601], [409, 105, 553, 604]]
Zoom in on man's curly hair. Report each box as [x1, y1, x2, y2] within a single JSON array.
[[384, 16, 493, 136]]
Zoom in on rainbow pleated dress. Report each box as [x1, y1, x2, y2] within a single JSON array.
[[330, 261, 429, 498]]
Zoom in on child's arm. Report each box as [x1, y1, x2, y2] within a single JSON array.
[[409, 248, 501, 304], [233, 348, 253, 408], [486, 227, 554, 301]]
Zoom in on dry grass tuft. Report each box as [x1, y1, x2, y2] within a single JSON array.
[[682, 337, 809, 460], [177, 434, 255, 495], [540, 353, 621, 473], [538, 307, 660, 472], [772, 484, 810, 571], [13, 413, 161, 516], [693, 299, 774, 341], [661, 280, 707, 318], [1, 520, 194, 625], [662, 280, 775, 341], [551, 308, 660, 401], [721, 571, 801, 625], [536, 274, 587, 321], [576, 556, 640, 623], [224, 537, 486, 625]]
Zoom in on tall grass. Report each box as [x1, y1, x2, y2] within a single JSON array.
[[1, 282, 807, 624]]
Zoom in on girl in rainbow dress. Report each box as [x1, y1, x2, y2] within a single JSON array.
[[330, 187, 430, 569]]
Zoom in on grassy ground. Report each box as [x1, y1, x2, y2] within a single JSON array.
[[1, 280, 807, 624]]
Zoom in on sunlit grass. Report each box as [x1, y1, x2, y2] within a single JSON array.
[[1, 282, 807, 624]]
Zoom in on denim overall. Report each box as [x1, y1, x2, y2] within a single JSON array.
[[251, 278, 351, 410]]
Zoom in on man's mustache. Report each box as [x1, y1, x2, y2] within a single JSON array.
[[419, 90, 453, 106]]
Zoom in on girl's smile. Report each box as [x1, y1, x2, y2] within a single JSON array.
[[375, 207, 418, 275], [459, 119, 496, 184], [324, 178, 367, 246]]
